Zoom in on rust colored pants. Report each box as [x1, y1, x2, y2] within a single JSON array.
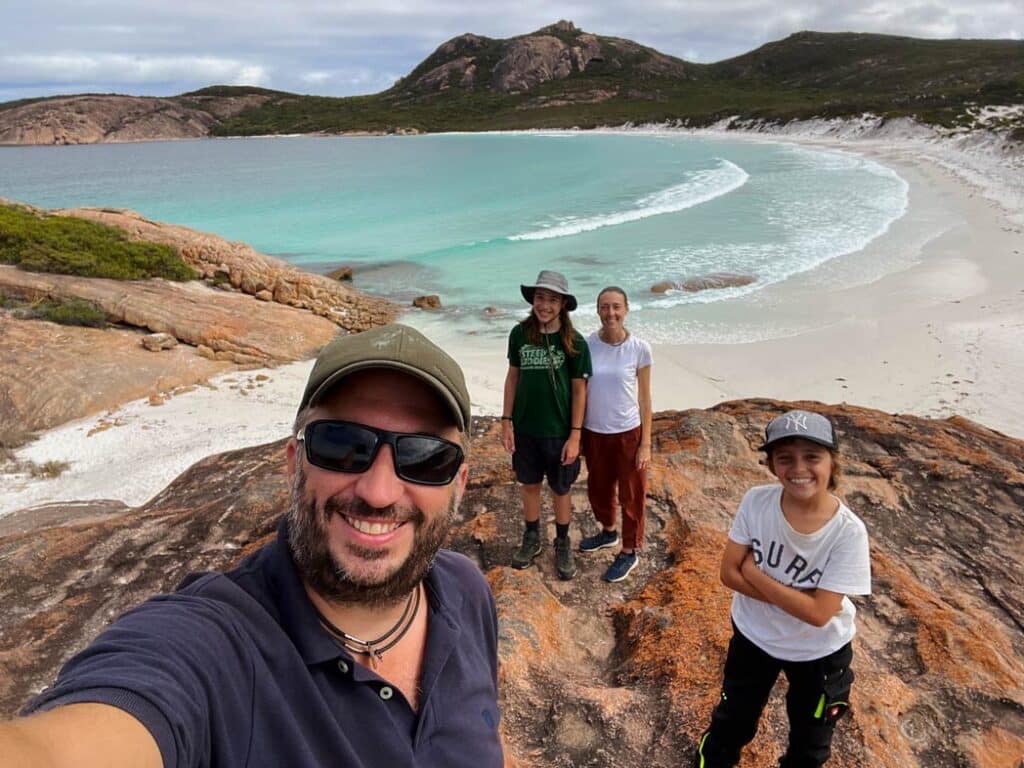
[[581, 426, 647, 550]]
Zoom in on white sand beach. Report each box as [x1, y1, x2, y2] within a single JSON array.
[[2, 125, 1022, 517]]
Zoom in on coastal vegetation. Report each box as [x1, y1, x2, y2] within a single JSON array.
[[0, 204, 197, 281], [204, 30, 1024, 136], [0, 426, 34, 461], [2, 28, 1021, 143], [0, 291, 108, 327], [36, 297, 108, 327], [0, 424, 68, 478]]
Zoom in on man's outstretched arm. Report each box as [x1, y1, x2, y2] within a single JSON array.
[[0, 703, 161, 768]]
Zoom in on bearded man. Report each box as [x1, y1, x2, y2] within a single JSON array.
[[1, 324, 503, 768]]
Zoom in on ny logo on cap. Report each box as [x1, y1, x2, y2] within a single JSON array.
[[784, 412, 809, 432]]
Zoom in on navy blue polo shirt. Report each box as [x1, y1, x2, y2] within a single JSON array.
[[26, 519, 503, 767]]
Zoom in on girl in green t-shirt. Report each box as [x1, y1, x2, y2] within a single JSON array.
[[501, 270, 592, 581]]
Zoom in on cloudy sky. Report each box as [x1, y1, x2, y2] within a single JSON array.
[[2, 1, 1020, 104]]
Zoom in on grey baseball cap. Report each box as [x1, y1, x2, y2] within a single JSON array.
[[298, 324, 471, 431], [520, 269, 578, 312], [759, 409, 838, 451]]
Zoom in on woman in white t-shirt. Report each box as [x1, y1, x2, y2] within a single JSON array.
[[579, 286, 653, 583], [695, 409, 872, 768]]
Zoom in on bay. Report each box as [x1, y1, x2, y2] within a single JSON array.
[[0, 131, 908, 343]]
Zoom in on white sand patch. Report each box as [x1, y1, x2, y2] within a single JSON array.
[[0, 362, 313, 517]]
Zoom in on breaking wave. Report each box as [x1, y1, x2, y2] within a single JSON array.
[[507, 159, 749, 241]]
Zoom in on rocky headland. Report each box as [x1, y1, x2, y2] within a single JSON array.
[[0, 91, 275, 146], [0, 201, 397, 435], [1, 401, 1021, 767]]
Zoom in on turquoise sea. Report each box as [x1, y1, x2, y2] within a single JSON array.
[[0, 131, 908, 343]]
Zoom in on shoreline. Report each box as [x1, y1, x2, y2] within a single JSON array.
[[2, 125, 1022, 517], [409, 125, 1024, 436]]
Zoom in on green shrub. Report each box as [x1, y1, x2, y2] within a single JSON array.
[[0, 204, 198, 281], [40, 298, 108, 327], [0, 426, 36, 464], [3, 295, 109, 327], [28, 460, 71, 479]]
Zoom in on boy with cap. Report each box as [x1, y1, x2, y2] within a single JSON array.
[[695, 409, 871, 768], [3, 324, 503, 768]]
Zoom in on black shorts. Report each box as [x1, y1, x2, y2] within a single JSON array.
[[512, 431, 581, 496]]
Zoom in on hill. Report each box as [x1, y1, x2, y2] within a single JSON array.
[[1, 23, 1022, 144]]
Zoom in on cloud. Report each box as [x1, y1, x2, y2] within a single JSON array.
[[299, 67, 401, 92], [301, 71, 333, 84], [0, 54, 270, 87], [2, 1, 1021, 101]]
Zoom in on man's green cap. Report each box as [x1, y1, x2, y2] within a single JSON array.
[[298, 324, 471, 431]]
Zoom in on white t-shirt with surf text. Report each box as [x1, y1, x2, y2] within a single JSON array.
[[728, 484, 872, 661]]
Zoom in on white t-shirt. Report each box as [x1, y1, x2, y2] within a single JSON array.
[[583, 333, 653, 434], [728, 484, 872, 661]]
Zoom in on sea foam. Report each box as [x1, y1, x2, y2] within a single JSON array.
[[507, 158, 749, 241]]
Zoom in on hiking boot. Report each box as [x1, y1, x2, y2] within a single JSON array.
[[554, 536, 577, 580], [579, 528, 620, 552], [602, 552, 638, 583], [511, 528, 542, 569]]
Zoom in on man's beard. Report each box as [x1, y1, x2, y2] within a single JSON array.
[[286, 462, 457, 607]]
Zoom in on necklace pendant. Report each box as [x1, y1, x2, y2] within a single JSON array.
[[368, 647, 381, 670]]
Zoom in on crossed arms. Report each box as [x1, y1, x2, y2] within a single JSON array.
[[719, 540, 844, 628]]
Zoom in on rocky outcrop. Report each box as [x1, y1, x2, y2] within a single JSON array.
[[0, 93, 271, 146], [0, 201, 398, 438], [402, 19, 694, 97], [0, 313, 232, 435], [492, 33, 602, 94], [412, 294, 441, 309], [416, 57, 479, 92], [139, 332, 179, 351], [2, 401, 1022, 766], [54, 207, 398, 332], [325, 266, 353, 282], [0, 266, 339, 366], [651, 272, 757, 293]]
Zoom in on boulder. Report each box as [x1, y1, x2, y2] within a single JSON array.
[[651, 272, 757, 294], [326, 266, 353, 282], [140, 332, 178, 351], [413, 294, 442, 309]]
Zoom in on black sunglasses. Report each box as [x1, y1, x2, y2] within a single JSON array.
[[297, 420, 464, 486]]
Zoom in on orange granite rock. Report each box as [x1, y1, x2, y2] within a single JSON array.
[[1, 401, 1022, 767]]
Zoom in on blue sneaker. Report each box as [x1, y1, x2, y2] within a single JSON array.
[[602, 552, 638, 583], [579, 529, 619, 552]]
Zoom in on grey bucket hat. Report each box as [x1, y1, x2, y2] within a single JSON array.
[[520, 270, 578, 312], [298, 323, 471, 431], [759, 409, 838, 451]]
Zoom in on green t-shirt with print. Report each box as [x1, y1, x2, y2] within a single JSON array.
[[507, 323, 592, 438]]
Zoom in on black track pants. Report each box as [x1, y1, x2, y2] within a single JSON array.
[[695, 625, 854, 768]]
